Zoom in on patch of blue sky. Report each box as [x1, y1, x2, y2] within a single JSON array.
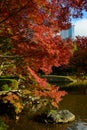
[[72, 10, 87, 37]]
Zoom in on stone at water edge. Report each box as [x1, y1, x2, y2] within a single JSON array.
[[47, 110, 75, 123], [67, 121, 87, 130]]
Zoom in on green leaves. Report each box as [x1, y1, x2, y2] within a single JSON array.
[[0, 119, 8, 130]]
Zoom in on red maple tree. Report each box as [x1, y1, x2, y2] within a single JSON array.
[[69, 36, 87, 75], [0, 0, 87, 107], [75, 36, 87, 50]]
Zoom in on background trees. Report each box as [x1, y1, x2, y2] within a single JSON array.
[[69, 36, 87, 75]]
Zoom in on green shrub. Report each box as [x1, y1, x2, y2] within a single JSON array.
[[0, 119, 8, 130]]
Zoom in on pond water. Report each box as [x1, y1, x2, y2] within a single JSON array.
[[8, 86, 87, 130]]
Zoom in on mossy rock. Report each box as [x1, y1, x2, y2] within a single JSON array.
[[46, 109, 75, 123], [37, 109, 75, 123], [0, 78, 18, 91]]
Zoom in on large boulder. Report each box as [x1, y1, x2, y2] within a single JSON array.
[[45, 109, 75, 123]]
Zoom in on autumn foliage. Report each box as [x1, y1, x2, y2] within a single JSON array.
[[0, 0, 87, 107], [75, 36, 87, 50], [69, 36, 87, 75]]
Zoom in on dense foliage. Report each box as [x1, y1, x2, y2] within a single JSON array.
[[69, 36, 87, 75], [0, 0, 87, 108]]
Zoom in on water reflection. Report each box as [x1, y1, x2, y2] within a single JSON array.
[[10, 119, 72, 130], [10, 120, 87, 130], [8, 86, 87, 130], [59, 94, 87, 119]]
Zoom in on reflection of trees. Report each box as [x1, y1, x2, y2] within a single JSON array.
[[59, 94, 87, 119], [13, 118, 70, 130]]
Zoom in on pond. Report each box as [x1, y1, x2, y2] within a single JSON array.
[[7, 85, 87, 130]]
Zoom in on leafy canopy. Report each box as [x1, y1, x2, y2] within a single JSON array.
[[0, 0, 87, 107]]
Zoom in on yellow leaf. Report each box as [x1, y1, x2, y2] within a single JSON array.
[[51, 101, 58, 108]]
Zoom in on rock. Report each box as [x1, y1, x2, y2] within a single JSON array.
[[67, 121, 87, 130], [46, 109, 75, 123]]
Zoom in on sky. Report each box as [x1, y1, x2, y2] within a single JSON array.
[[72, 11, 87, 37]]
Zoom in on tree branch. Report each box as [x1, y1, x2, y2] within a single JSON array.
[[0, 1, 29, 24]]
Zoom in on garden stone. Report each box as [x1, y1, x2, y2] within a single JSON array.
[[46, 109, 75, 123], [67, 121, 87, 130]]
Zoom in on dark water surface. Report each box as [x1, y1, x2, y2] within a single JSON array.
[[8, 87, 87, 130]]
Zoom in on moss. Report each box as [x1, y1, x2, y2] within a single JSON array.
[[11, 79, 18, 89], [0, 119, 8, 130], [0, 79, 18, 91], [2, 84, 11, 91], [0, 76, 19, 80]]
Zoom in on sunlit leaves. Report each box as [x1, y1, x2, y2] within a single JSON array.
[[3, 92, 23, 114], [0, 0, 87, 107], [27, 66, 67, 107]]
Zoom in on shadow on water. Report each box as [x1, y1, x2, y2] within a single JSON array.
[[10, 120, 70, 130], [8, 84, 87, 130]]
